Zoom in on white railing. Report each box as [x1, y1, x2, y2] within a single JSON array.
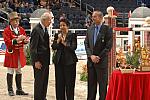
[[85, 4, 94, 15], [0, 28, 87, 37], [74, 0, 82, 10]]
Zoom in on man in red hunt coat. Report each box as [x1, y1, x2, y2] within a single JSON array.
[[2, 12, 29, 96]]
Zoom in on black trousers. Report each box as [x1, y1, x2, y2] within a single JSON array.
[[33, 63, 49, 100], [55, 63, 76, 100], [87, 66, 108, 100]]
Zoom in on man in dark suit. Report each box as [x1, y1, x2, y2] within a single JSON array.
[[84, 10, 113, 100], [30, 12, 53, 100]]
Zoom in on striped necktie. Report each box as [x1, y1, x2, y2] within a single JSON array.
[[94, 25, 99, 45]]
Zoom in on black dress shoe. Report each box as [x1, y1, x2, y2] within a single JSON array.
[[16, 90, 29, 95], [8, 90, 15, 96]]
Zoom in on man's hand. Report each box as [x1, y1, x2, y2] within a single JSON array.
[[35, 61, 42, 69], [90, 55, 100, 63]]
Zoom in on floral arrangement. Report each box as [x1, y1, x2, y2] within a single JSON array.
[[80, 63, 87, 81], [116, 47, 140, 69], [140, 47, 150, 66]]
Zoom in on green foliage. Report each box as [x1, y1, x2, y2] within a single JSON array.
[[52, 50, 56, 64], [80, 64, 88, 81], [126, 51, 140, 68], [26, 45, 31, 65], [80, 72, 87, 81]]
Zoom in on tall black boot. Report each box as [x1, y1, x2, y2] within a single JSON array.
[[15, 74, 28, 95], [7, 73, 15, 96]]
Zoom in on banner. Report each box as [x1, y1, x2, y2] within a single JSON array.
[[75, 36, 87, 60]]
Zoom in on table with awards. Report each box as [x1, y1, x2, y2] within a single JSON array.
[[106, 70, 150, 100]]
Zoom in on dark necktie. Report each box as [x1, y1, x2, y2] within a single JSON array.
[[45, 27, 48, 35], [44, 27, 49, 48], [94, 26, 99, 45]]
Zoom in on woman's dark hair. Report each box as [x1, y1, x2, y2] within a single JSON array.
[[59, 18, 70, 27]]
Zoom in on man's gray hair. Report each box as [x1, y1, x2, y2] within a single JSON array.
[[40, 12, 52, 21]]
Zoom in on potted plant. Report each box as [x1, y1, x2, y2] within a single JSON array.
[[80, 64, 87, 81], [125, 50, 140, 69]]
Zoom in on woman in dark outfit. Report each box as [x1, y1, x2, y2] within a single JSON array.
[[51, 19, 78, 100]]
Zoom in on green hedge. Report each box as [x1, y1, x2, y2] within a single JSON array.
[[25, 45, 31, 65]]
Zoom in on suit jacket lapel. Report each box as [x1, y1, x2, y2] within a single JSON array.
[[89, 25, 95, 48], [38, 23, 45, 37], [65, 32, 70, 42]]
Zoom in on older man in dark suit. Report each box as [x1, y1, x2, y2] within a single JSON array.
[[30, 12, 53, 100], [84, 10, 113, 100]]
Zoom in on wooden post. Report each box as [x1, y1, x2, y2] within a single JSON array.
[[104, 16, 116, 81]]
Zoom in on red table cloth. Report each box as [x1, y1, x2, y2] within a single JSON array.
[[106, 70, 150, 100]]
